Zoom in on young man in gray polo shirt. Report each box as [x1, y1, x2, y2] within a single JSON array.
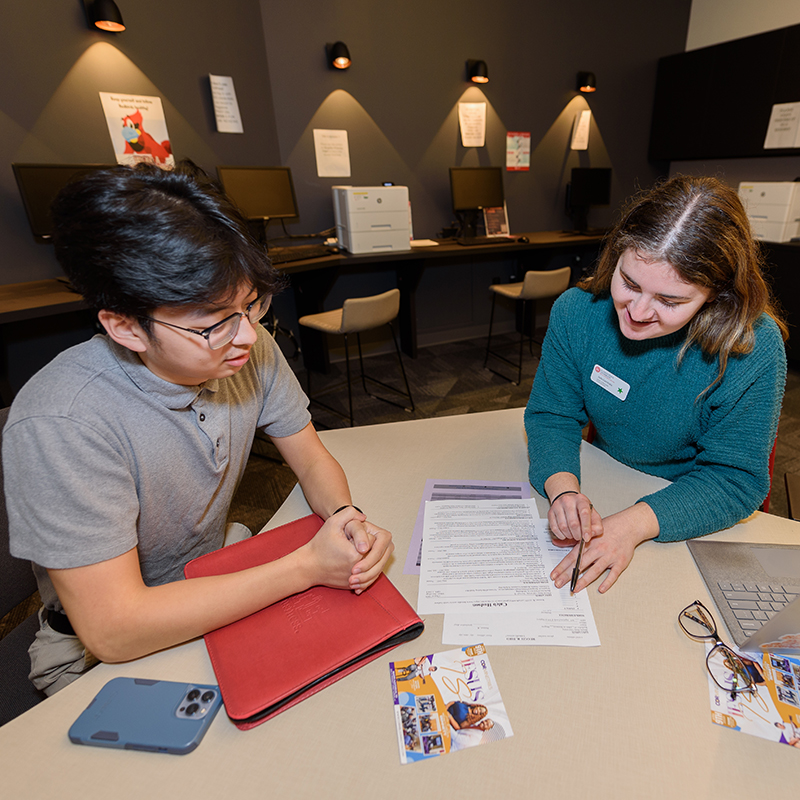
[[3, 162, 394, 694]]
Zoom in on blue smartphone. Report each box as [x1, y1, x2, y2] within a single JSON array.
[[68, 677, 223, 755]]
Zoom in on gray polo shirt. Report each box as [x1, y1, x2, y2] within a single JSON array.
[[4, 327, 310, 611]]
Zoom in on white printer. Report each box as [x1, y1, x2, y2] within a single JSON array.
[[738, 181, 800, 242], [332, 185, 411, 254]]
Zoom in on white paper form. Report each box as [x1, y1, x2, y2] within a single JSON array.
[[442, 528, 600, 647], [404, 480, 532, 575], [418, 498, 562, 614]]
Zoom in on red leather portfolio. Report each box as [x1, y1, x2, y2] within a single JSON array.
[[184, 514, 424, 730]]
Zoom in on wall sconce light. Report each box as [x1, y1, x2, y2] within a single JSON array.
[[467, 60, 489, 84], [577, 71, 596, 93], [327, 42, 352, 70], [84, 0, 126, 32]]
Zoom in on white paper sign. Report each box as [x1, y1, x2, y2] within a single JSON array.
[[313, 129, 351, 177], [764, 102, 800, 149], [209, 74, 244, 134], [459, 103, 486, 147], [571, 110, 591, 151]]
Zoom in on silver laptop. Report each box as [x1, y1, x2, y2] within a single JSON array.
[[686, 540, 800, 654]]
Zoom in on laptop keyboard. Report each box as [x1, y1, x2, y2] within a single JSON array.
[[719, 582, 800, 631]]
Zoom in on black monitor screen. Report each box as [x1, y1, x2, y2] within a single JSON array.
[[569, 168, 612, 207], [217, 166, 299, 220], [12, 163, 116, 242], [450, 167, 505, 212]]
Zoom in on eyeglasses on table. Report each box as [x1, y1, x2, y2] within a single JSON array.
[[678, 600, 757, 699]]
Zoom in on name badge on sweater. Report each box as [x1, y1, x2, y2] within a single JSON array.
[[590, 364, 630, 401]]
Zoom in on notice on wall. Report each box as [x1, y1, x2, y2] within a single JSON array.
[[459, 103, 486, 148], [570, 110, 591, 151], [506, 132, 530, 171], [209, 74, 244, 134], [764, 102, 800, 149], [313, 129, 351, 177], [99, 92, 174, 168]]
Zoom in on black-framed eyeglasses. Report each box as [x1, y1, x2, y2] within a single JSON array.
[[678, 600, 756, 699], [142, 294, 271, 350]]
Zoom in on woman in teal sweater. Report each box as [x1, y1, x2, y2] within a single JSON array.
[[525, 175, 788, 594]]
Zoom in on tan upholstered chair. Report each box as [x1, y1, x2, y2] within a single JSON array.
[[484, 266, 571, 385], [298, 289, 414, 427]]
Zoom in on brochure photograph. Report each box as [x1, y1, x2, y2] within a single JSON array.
[[389, 644, 513, 764]]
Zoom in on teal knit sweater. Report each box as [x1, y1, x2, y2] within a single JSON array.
[[524, 288, 786, 542]]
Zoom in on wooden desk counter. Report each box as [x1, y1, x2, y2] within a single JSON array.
[[0, 279, 86, 324], [281, 232, 604, 371], [1, 409, 796, 800]]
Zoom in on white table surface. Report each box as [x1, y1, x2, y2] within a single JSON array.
[[2, 408, 798, 799]]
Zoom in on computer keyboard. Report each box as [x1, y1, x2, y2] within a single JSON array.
[[456, 236, 517, 246], [267, 244, 337, 264], [719, 581, 800, 632]]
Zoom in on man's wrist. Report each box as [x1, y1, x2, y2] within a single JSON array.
[[331, 503, 363, 518]]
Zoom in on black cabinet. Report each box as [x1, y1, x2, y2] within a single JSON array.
[[762, 241, 800, 367]]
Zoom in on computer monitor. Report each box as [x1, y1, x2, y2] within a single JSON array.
[[12, 163, 116, 242], [566, 167, 612, 234], [216, 166, 299, 221], [450, 167, 504, 213], [449, 167, 505, 238]]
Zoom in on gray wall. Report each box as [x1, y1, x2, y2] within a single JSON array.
[[1, 0, 695, 283], [2, 1, 280, 284], [0, 0, 694, 381], [255, 0, 693, 347], [259, 0, 693, 241]]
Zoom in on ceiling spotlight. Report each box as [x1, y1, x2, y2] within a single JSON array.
[[467, 60, 489, 84], [577, 71, 596, 93], [328, 42, 352, 70], [85, 0, 126, 32]]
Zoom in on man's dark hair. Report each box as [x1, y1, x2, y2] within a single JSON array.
[[51, 160, 285, 331]]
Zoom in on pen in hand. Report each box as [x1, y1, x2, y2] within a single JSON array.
[[570, 536, 585, 593], [570, 504, 591, 593]]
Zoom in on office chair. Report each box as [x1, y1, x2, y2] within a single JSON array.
[[0, 406, 47, 726], [298, 289, 414, 427], [484, 267, 571, 385], [784, 472, 800, 520]]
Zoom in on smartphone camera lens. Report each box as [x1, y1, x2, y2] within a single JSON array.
[[185, 702, 199, 715], [187, 689, 200, 701], [201, 690, 216, 703]]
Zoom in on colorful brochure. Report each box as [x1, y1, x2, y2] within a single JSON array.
[[390, 644, 513, 763], [706, 647, 800, 748]]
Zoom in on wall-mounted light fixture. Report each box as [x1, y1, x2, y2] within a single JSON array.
[[467, 60, 489, 84], [84, 0, 126, 32], [327, 42, 352, 70], [577, 71, 596, 93]]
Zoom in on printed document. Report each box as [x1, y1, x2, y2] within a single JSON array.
[[417, 498, 599, 646], [404, 479, 531, 575], [390, 644, 512, 763]]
